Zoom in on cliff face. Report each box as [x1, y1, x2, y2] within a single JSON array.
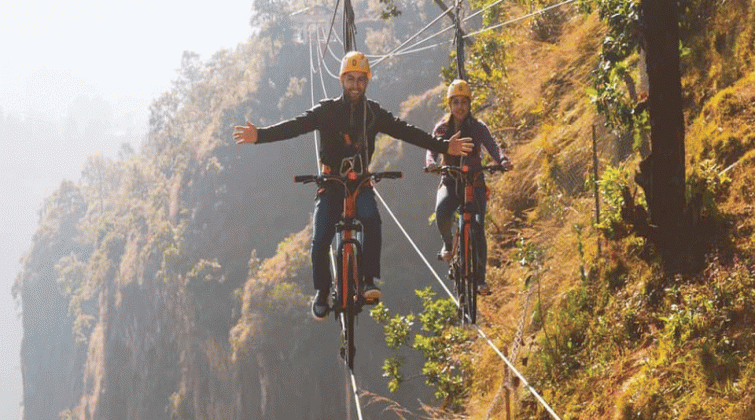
[[19, 181, 87, 420], [15, 41, 451, 420]]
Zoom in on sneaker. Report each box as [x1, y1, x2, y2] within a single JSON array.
[[477, 281, 491, 296], [311, 289, 330, 321], [363, 278, 382, 300], [438, 244, 453, 262]]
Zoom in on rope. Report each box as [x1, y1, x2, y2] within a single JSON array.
[[322, 0, 341, 60], [370, 0, 578, 64], [349, 369, 364, 420], [509, 286, 533, 375], [370, 7, 453, 68], [307, 29, 323, 172], [483, 284, 534, 420], [315, 28, 340, 86], [373, 189, 459, 304], [343, 0, 357, 52], [465, 0, 577, 38], [454, 0, 467, 80]]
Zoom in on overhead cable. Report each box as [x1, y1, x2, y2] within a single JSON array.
[[370, 6, 454, 68], [371, 0, 578, 63], [343, 0, 357, 52], [322, 0, 342, 60], [465, 0, 578, 38]]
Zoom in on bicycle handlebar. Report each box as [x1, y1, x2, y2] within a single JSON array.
[[424, 164, 510, 175], [294, 171, 403, 185]]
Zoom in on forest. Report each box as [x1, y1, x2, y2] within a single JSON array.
[[12, 0, 755, 419]]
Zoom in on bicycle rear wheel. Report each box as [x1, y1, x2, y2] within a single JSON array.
[[461, 224, 477, 325]]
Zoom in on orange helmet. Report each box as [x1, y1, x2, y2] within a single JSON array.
[[340, 51, 372, 80], [446, 79, 472, 101]]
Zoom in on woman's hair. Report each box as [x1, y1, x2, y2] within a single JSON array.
[[440, 112, 475, 135]]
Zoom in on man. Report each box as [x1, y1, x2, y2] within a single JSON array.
[[233, 51, 473, 321]]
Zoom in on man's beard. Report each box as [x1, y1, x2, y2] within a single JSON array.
[[343, 88, 364, 103]]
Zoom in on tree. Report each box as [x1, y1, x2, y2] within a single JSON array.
[[639, 0, 686, 259]]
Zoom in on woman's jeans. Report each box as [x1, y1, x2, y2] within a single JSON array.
[[435, 178, 488, 279], [311, 187, 381, 291]]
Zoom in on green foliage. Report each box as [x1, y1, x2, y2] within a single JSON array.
[[596, 163, 645, 238], [617, 259, 755, 419], [512, 235, 545, 273], [539, 285, 591, 380], [584, 0, 650, 138], [377, 0, 402, 20], [250, 0, 295, 42], [56, 253, 97, 343], [371, 288, 473, 410], [686, 158, 732, 223], [186, 258, 222, 286]]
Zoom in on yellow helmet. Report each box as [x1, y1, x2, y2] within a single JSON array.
[[340, 51, 372, 80], [446, 79, 472, 101]]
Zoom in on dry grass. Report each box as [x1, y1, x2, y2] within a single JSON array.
[[453, 1, 755, 419]]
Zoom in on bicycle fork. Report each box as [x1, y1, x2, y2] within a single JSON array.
[[335, 221, 363, 312]]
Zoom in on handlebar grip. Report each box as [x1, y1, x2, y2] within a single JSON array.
[[380, 171, 403, 179], [294, 175, 317, 184], [483, 165, 509, 172]]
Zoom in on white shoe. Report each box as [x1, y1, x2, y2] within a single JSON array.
[[438, 245, 453, 262]]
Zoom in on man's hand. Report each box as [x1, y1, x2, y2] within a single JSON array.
[[501, 156, 514, 171], [446, 131, 473, 157], [233, 121, 258, 144]]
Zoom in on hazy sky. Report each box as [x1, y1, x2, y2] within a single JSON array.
[[1, 1, 253, 418]]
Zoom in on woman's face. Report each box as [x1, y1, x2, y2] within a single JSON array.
[[449, 96, 471, 123]]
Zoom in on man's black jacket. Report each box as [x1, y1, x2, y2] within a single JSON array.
[[256, 94, 450, 172]]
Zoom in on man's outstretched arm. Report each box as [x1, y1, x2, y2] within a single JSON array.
[[446, 131, 473, 157]]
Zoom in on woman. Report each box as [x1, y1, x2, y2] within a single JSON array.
[[425, 79, 512, 295]]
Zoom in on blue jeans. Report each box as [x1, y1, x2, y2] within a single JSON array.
[[435, 178, 488, 279], [311, 187, 381, 291]]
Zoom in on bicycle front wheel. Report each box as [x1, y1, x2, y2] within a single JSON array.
[[343, 250, 357, 370]]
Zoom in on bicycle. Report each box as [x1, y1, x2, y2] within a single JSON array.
[[426, 163, 509, 325], [295, 167, 402, 370]]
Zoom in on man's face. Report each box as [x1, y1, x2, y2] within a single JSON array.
[[341, 71, 368, 101]]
